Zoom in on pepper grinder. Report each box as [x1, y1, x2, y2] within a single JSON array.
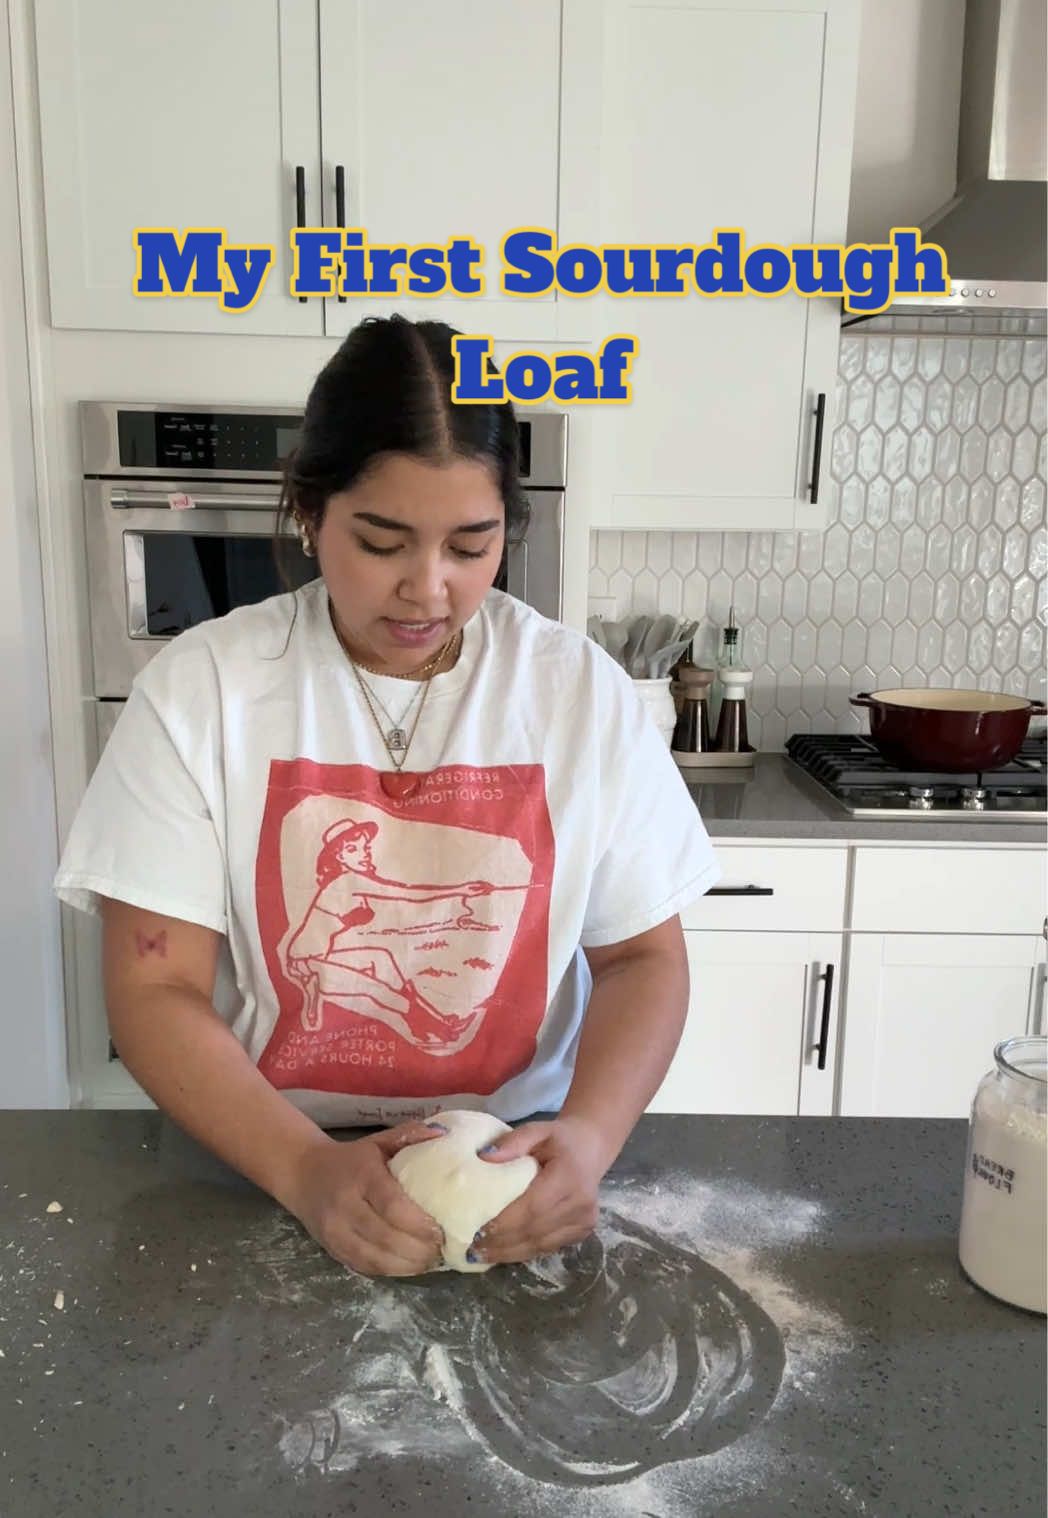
[[671, 665, 716, 764], [713, 606, 753, 753]]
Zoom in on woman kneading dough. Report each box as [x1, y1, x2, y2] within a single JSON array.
[[54, 316, 720, 1277]]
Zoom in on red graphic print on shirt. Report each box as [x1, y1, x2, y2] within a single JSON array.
[[255, 761, 553, 1098]]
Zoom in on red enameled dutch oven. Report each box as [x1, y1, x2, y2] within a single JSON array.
[[849, 688, 1048, 772]]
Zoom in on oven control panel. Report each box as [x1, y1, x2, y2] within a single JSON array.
[[116, 410, 303, 474]]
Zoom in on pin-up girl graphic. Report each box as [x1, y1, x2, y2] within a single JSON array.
[[284, 817, 523, 1052]]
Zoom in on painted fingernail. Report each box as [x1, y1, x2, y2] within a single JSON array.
[[478, 1144, 498, 1156], [472, 1229, 486, 1245], [425, 1122, 449, 1133], [466, 1248, 483, 1265]]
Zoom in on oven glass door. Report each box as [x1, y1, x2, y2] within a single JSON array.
[[85, 480, 322, 695], [128, 529, 318, 637], [87, 479, 564, 699], [125, 492, 563, 638]]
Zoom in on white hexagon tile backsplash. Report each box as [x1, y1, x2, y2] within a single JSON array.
[[588, 330, 1047, 751]]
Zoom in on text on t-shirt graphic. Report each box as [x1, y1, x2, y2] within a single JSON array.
[[254, 760, 554, 1097]]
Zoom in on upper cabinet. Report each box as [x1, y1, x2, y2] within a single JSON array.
[[34, 0, 324, 336], [34, 0, 565, 341], [318, 1, 563, 341], [563, 0, 859, 530], [33, 0, 860, 529]]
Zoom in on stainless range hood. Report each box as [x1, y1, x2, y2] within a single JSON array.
[[884, 0, 1047, 318]]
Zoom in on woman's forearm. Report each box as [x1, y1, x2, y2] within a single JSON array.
[[559, 934, 690, 1169], [107, 985, 335, 1210]]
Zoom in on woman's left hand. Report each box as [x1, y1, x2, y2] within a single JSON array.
[[471, 1116, 612, 1266]]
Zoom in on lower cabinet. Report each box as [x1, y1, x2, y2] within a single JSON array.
[[651, 843, 1045, 1120], [649, 930, 842, 1116], [838, 932, 1047, 1118]]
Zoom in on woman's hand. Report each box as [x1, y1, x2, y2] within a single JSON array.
[[469, 1116, 612, 1267], [284, 1121, 447, 1277]]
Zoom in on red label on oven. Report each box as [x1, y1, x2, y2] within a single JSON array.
[[254, 760, 553, 1097]]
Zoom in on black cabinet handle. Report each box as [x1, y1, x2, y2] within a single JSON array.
[[335, 165, 347, 303], [815, 962, 834, 1071], [808, 392, 826, 503], [707, 885, 775, 896], [295, 165, 307, 303]]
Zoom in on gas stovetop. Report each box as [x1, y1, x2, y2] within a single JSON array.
[[785, 734, 1047, 821]]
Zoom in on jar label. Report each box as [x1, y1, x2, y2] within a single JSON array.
[[971, 1151, 1016, 1195]]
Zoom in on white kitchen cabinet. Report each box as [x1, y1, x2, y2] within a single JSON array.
[[649, 930, 842, 1115], [33, 0, 860, 381], [563, 0, 859, 530], [680, 844, 848, 934], [650, 843, 846, 1114], [840, 845, 1047, 1118], [318, 0, 564, 341], [838, 932, 1046, 1119], [34, 0, 323, 335], [850, 846, 1047, 938], [33, 0, 566, 340]]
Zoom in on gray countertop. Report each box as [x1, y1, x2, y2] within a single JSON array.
[[1, 1112, 1044, 1517], [686, 754, 1047, 844]]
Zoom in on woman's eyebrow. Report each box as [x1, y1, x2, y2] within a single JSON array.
[[450, 518, 503, 535], [353, 511, 502, 535]]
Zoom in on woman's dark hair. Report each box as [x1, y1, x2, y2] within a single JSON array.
[[274, 314, 528, 593]]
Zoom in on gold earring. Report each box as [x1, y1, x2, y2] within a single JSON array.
[[294, 514, 316, 558]]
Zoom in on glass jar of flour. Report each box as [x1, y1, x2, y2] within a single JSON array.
[[958, 1036, 1046, 1314]]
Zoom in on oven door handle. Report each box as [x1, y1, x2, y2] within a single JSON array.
[[110, 489, 282, 511]]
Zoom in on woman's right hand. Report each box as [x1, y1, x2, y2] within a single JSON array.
[[284, 1121, 447, 1277]]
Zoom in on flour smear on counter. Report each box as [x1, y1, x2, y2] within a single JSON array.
[[274, 1172, 855, 1516]]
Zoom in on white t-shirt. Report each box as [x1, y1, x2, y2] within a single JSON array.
[[55, 580, 720, 1126]]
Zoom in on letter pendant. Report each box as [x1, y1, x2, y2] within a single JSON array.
[[387, 727, 408, 754]]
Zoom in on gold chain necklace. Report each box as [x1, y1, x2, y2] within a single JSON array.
[[328, 600, 460, 680], [352, 637, 455, 681], [331, 613, 462, 796], [335, 624, 460, 751], [351, 659, 433, 772], [355, 677, 426, 755]]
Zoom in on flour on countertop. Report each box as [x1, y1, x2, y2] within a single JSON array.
[[605, 1171, 852, 1393], [274, 1169, 855, 1515]]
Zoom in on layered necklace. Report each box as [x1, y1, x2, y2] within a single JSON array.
[[331, 608, 461, 799]]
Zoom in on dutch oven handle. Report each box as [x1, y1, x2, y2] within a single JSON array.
[[1029, 702, 1048, 717], [849, 692, 876, 709]]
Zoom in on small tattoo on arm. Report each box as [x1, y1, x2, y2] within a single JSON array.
[[134, 930, 168, 959]]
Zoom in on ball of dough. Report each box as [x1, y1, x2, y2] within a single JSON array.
[[388, 1110, 539, 1273]]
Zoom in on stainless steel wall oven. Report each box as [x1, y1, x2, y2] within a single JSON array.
[[79, 401, 567, 751]]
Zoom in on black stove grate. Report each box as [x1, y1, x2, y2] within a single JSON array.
[[785, 733, 1047, 797]]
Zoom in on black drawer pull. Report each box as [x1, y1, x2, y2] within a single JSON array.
[[707, 885, 775, 897], [335, 165, 347, 303], [295, 165, 307, 303], [809, 391, 826, 503], [815, 962, 835, 1071]]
